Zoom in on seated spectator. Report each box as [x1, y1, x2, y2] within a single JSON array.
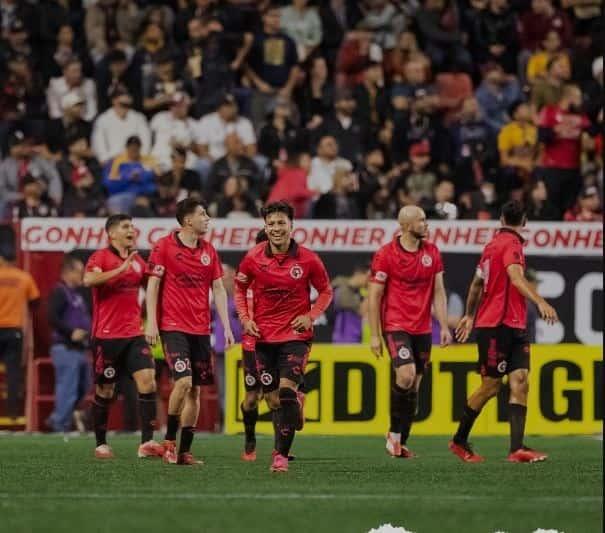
[[357, 0, 405, 51], [47, 58, 97, 121], [525, 180, 560, 221], [160, 147, 203, 201], [428, 179, 458, 220], [266, 151, 314, 219], [475, 63, 522, 133], [174, 0, 221, 45], [45, 92, 92, 157], [150, 92, 197, 172], [526, 30, 570, 84], [312, 166, 361, 219], [531, 54, 571, 113], [258, 96, 303, 166], [392, 140, 439, 207], [331, 265, 369, 344], [280, 0, 322, 62], [298, 54, 334, 129], [206, 133, 260, 200], [103, 136, 157, 214], [353, 60, 388, 136], [42, 24, 93, 82], [0, 52, 46, 121], [563, 185, 603, 221], [365, 184, 397, 219], [92, 85, 151, 166], [518, 0, 573, 53], [133, 22, 175, 88], [0, 19, 34, 72], [210, 175, 258, 219], [152, 173, 180, 218], [142, 53, 194, 117], [307, 135, 352, 194], [391, 55, 439, 113], [335, 31, 376, 88], [96, 49, 142, 112], [385, 32, 423, 82], [15, 175, 59, 218]]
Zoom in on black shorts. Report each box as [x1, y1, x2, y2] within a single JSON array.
[[242, 349, 261, 392], [161, 331, 213, 386], [92, 336, 154, 385], [383, 331, 432, 374], [477, 326, 530, 378], [255, 341, 311, 392]]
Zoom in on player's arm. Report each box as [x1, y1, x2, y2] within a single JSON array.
[[433, 272, 452, 347], [506, 264, 558, 324], [368, 281, 385, 358], [292, 256, 333, 332], [212, 277, 235, 349], [234, 257, 260, 337], [455, 273, 484, 343], [144, 276, 161, 346], [83, 251, 138, 287]]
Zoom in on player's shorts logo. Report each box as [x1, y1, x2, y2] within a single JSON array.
[[174, 359, 187, 373], [131, 261, 141, 273], [421, 254, 433, 267], [398, 346, 411, 360], [375, 271, 388, 282], [290, 265, 303, 279], [103, 367, 116, 379], [200, 253, 211, 266], [260, 372, 273, 386], [497, 360, 508, 373], [152, 264, 165, 276], [245, 374, 257, 387]]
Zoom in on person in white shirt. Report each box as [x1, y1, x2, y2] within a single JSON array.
[[150, 92, 197, 172], [47, 58, 98, 121], [280, 0, 322, 62], [91, 85, 151, 166], [307, 135, 352, 194]]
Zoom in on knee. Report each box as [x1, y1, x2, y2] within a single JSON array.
[[510, 373, 529, 396], [395, 369, 415, 391], [96, 384, 115, 400], [266, 391, 280, 410], [243, 392, 259, 411]]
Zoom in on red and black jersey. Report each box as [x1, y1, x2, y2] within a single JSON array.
[[147, 232, 223, 335], [234, 240, 333, 343], [475, 228, 527, 329], [86, 246, 146, 339], [370, 237, 444, 335]]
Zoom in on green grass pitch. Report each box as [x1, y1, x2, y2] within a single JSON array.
[[0, 434, 601, 533]]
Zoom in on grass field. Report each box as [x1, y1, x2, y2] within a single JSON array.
[[0, 434, 601, 533]]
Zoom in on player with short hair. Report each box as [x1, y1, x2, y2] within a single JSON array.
[[449, 200, 558, 463], [234, 201, 333, 472], [145, 198, 234, 466], [368, 205, 452, 458], [84, 214, 163, 459]]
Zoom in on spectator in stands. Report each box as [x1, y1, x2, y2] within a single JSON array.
[[536, 83, 591, 213], [0, 131, 63, 218], [385, 31, 422, 82], [475, 63, 522, 133], [47, 255, 91, 434], [307, 135, 352, 194], [174, 0, 220, 45], [357, 0, 405, 51], [0, 19, 33, 71], [15, 175, 59, 218], [133, 21, 174, 88], [151, 173, 180, 217], [518, 0, 573, 53], [280, 0, 322, 62], [159, 146, 202, 201], [258, 96, 301, 165], [150, 92, 197, 172], [525, 180, 560, 221], [531, 54, 572, 113], [526, 30, 569, 84], [563, 184, 603, 221], [246, 5, 299, 126], [365, 183, 397, 219], [583, 56, 602, 122], [103, 135, 157, 214], [42, 23, 93, 83], [210, 175, 258, 219], [391, 55, 438, 110], [0, 52, 46, 122], [266, 151, 314, 218], [392, 140, 439, 207], [428, 179, 458, 220], [0, 245, 39, 419], [353, 59, 388, 137], [45, 92, 93, 157], [312, 165, 361, 219], [331, 264, 369, 344], [91, 85, 151, 166], [95, 49, 141, 113], [298, 54, 334, 129], [434, 58, 474, 126], [47, 58, 98, 122]]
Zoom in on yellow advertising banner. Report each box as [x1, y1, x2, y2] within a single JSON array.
[[224, 344, 603, 436]]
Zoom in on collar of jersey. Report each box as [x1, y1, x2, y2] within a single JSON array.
[[498, 227, 525, 244], [173, 231, 203, 249], [108, 245, 129, 259], [264, 239, 299, 259], [393, 235, 424, 254]]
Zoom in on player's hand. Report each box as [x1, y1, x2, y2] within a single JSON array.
[[291, 314, 312, 332], [71, 328, 88, 342], [145, 322, 160, 346], [242, 319, 260, 338], [224, 329, 235, 349], [119, 251, 138, 273], [538, 300, 558, 325], [370, 335, 383, 359], [455, 315, 474, 343], [440, 327, 453, 347]]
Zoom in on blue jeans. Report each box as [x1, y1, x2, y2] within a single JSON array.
[[49, 344, 92, 432]]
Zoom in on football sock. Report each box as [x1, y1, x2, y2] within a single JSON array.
[[453, 404, 480, 444], [390, 384, 407, 434], [276, 388, 298, 457], [138, 392, 157, 444], [165, 414, 179, 442], [241, 403, 258, 446], [93, 395, 111, 447], [400, 390, 418, 445], [509, 403, 527, 452], [178, 426, 195, 454]]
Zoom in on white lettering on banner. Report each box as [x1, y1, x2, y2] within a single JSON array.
[[574, 273, 603, 345], [536, 271, 566, 344], [19, 218, 603, 256]]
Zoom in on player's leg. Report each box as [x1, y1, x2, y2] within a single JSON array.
[[91, 339, 119, 458], [255, 343, 280, 455], [241, 348, 261, 460]]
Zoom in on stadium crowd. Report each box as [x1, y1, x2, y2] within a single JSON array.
[[0, 0, 602, 223]]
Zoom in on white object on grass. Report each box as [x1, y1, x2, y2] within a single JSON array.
[[367, 525, 415, 533]]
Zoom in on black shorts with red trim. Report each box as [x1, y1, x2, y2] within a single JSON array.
[[92, 336, 154, 385], [383, 331, 432, 374], [242, 349, 261, 392], [160, 331, 214, 386], [477, 325, 530, 378], [255, 341, 311, 392]]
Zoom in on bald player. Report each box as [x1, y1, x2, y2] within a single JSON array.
[[369, 206, 452, 458]]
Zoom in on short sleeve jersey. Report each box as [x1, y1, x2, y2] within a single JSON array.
[[475, 228, 527, 329], [86, 247, 146, 339], [147, 232, 223, 335], [0, 266, 40, 329], [370, 237, 444, 334]]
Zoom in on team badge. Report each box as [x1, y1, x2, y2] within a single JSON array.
[[398, 346, 411, 360], [421, 254, 433, 267], [174, 359, 187, 373], [245, 374, 257, 387], [375, 271, 388, 282], [260, 372, 273, 386], [152, 264, 165, 276], [290, 265, 303, 279], [103, 367, 116, 379], [201, 253, 211, 266], [497, 360, 508, 373]]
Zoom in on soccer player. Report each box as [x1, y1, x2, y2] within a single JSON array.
[[145, 198, 234, 466], [449, 201, 558, 463], [234, 201, 333, 472], [368, 205, 452, 458], [84, 214, 163, 459]]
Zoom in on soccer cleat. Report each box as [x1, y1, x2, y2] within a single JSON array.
[[137, 440, 165, 458], [162, 440, 178, 464], [241, 440, 257, 461], [507, 446, 548, 463], [385, 432, 402, 457], [448, 440, 484, 463], [177, 452, 203, 466], [296, 390, 306, 431], [270, 453, 289, 472], [94, 444, 114, 459], [272, 449, 296, 461], [398, 444, 416, 459]]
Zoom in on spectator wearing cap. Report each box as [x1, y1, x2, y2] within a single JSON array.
[[518, 0, 573, 53], [563, 185, 603, 221], [103, 135, 158, 214], [531, 54, 572, 113], [92, 85, 151, 166], [150, 92, 197, 172], [312, 165, 361, 219], [280, 0, 322, 62], [44, 91, 92, 156], [15, 175, 59, 218], [525, 180, 560, 221], [258, 96, 304, 166], [475, 63, 522, 133], [307, 135, 352, 195], [0, 52, 46, 122], [245, 5, 299, 127], [0, 131, 63, 219], [95, 49, 141, 113], [47, 58, 97, 121]]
